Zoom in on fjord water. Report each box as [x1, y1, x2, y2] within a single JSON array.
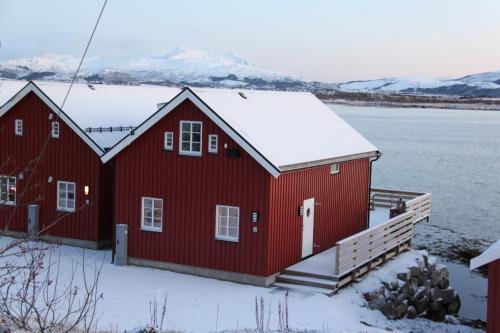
[[331, 104, 500, 321]]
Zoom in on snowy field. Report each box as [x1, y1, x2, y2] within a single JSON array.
[[0, 237, 484, 333]]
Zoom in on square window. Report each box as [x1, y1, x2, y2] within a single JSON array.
[[179, 121, 202, 156], [330, 163, 340, 175], [215, 205, 239, 242], [57, 181, 76, 212]]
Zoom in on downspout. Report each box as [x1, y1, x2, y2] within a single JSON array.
[[366, 151, 382, 229]]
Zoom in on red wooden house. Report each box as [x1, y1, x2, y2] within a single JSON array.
[[470, 240, 500, 333], [0, 80, 179, 248], [103, 87, 380, 285]]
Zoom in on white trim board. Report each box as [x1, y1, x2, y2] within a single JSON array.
[[101, 88, 282, 177], [470, 240, 500, 270], [0, 81, 104, 156]]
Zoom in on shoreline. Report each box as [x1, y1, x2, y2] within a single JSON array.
[[322, 99, 500, 111]]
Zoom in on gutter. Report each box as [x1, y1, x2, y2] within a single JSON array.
[[366, 151, 382, 229]]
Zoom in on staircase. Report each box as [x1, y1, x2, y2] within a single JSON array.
[[273, 268, 339, 296]]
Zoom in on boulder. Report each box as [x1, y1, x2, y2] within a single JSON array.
[[369, 294, 386, 311], [363, 287, 384, 302], [430, 298, 445, 312], [397, 271, 410, 282], [409, 265, 421, 278], [406, 305, 417, 319], [439, 277, 450, 289], [428, 306, 447, 322], [431, 264, 448, 287], [395, 300, 409, 318], [446, 294, 461, 315], [381, 301, 398, 320], [444, 315, 460, 325], [431, 287, 455, 304]]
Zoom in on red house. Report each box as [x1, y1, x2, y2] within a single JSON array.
[[470, 240, 500, 333], [0, 80, 179, 248], [103, 87, 380, 285]]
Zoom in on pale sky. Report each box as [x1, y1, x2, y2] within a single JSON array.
[[0, 0, 499, 82]]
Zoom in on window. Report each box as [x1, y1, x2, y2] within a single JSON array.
[[330, 163, 340, 175], [15, 119, 23, 136], [208, 134, 218, 154], [57, 181, 75, 212], [215, 205, 240, 242], [0, 176, 16, 205], [164, 132, 173, 151], [141, 197, 163, 232], [51, 122, 60, 138], [179, 121, 202, 156]]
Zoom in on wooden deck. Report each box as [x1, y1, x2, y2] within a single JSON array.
[[274, 189, 431, 295]]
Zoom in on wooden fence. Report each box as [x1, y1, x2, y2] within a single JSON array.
[[371, 188, 431, 223], [334, 210, 415, 277]]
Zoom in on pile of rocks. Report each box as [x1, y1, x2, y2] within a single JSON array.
[[363, 253, 461, 322]]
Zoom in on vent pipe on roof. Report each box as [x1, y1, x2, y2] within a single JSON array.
[[157, 102, 167, 110]]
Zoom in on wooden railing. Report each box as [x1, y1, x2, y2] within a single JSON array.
[[371, 188, 431, 223], [334, 210, 415, 277]]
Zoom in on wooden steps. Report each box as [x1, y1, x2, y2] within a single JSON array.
[[273, 271, 338, 296]]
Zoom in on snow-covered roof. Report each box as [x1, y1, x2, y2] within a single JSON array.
[[470, 240, 500, 270], [102, 87, 379, 176], [0, 80, 181, 150]]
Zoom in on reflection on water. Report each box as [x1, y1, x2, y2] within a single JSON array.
[[331, 104, 500, 321]]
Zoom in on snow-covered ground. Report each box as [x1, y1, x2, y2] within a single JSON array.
[[0, 237, 484, 333]]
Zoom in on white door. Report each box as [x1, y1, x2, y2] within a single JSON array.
[[302, 198, 315, 258]]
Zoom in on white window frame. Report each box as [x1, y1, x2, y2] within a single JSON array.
[[164, 131, 174, 151], [0, 176, 16, 206], [179, 121, 202, 156], [15, 119, 23, 136], [57, 181, 76, 212], [215, 205, 240, 242], [51, 122, 60, 138], [330, 163, 340, 175], [208, 134, 218, 154], [141, 197, 163, 232]]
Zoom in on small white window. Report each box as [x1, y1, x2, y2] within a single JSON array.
[[15, 119, 23, 136], [141, 197, 163, 232], [57, 181, 76, 212], [164, 132, 174, 151], [215, 205, 240, 242], [179, 121, 202, 156], [0, 176, 16, 206], [330, 163, 340, 175], [51, 122, 60, 138], [208, 134, 218, 154]]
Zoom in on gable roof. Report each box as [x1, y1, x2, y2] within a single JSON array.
[[101, 87, 379, 177], [0, 80, 181, 150], [470, 240, 500, 270]]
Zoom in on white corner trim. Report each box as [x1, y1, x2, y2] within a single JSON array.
[[0, 82, 104, 156], [101, 89, 281, 177]]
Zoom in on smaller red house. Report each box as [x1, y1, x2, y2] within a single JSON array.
[[103, 87, 380, 285], [470, 240, 500, 333], [0, 80, 179, 248]]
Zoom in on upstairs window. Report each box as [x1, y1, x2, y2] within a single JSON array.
[[141, 197, 163, 232], [208, 134, 218, 154], [330, 163, 340, 175], [0, 176, 16, 205], [179, 121, 202, 156], [57, 181, 75, 212], [15, 119, 23, 136], [51, 122, 60, 138], [215, 205, 240, 242], [164, 132, 174, 151]]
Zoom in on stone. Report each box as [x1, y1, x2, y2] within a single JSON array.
[[446, 294, 461, 315], [410, 277, 419, 295], [444, 315, 460, 325], [369, 294, 386, 311], [397, 271, 410, 282], [413, 294, 430, 314], [406, 305, 417, 319], [395, 292, 407, 306], [431, 287, 455, 304], [422, 252, 429, 266], [395, 300, 409, 318], [381, 301, 398, 320], [431, 264, 448, 287], [415, 257, 426, 269], [388, 291, 398, 302], [409, 266, 421, 278], [439, 277, 450, 289], [428, 307, 447, 322], [418, 268, 429, 286], [363, 287, 384, 302], [414, 286, 427, 299], [400, 281, 412, 298], [430, 298, 445, 311]]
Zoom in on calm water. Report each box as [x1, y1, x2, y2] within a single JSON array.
[[330, 104, 500, 321]]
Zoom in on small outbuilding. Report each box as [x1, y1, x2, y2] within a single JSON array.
[[0, 80, 179, 248], [103, 87, 380, 285], [470, 240, 500, 333]]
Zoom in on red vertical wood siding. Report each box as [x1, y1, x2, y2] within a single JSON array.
[[266, 159, 370, 275], [0, 92, 112, 242], [113, 100, 271, 276], [488, 260, 500, 333]]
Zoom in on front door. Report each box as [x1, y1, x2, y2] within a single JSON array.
[[302, 198, 315, 258]]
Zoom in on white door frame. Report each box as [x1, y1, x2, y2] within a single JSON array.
[[301, 198, 315, 258]]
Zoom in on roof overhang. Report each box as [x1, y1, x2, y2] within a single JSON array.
[[470, 240, 500, 270], [279, 151, 381, 172], [0, 81, 104, 156], [101, 88, 282, 177]]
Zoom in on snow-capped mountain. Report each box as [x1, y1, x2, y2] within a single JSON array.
[[337, 71, 500, 97], [0, 47, 306, 90], [1, 47, 500, 98]]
